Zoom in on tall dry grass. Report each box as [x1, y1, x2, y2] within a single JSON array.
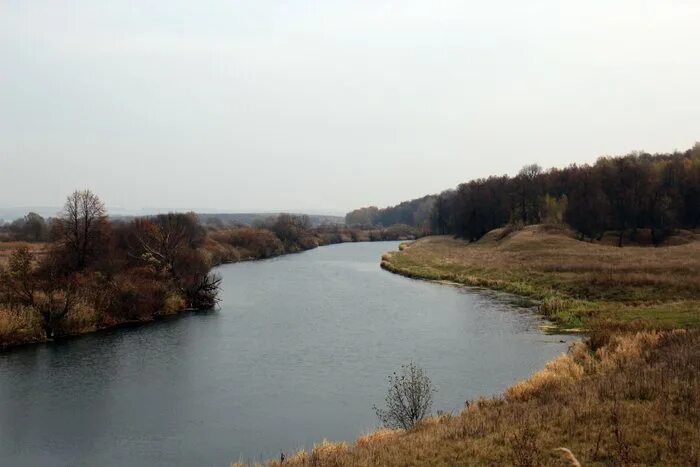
[[0, 306, 43, 347], [247, 329, 699, 466], [0, 241, 47, 267]]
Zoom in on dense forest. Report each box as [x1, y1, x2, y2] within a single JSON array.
[[349, 144, 700, 245]]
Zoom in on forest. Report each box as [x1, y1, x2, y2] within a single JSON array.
[[345, 195, 436, 233], [348, 144, 700, 245]]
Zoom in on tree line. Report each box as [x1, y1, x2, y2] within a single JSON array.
[[345, 195, 436, 233], [349, 144, 700, 245], [0, 194, 422, 347]]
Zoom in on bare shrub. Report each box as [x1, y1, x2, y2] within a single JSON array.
[[374, 361, 435, 430]]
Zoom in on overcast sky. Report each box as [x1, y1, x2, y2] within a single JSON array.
[[1, 1, 699, 214]]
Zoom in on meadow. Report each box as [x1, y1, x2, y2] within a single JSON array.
[[381, 225, 700, 330]]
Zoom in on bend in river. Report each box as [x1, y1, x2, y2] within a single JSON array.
[[0, 241, 574, 466]]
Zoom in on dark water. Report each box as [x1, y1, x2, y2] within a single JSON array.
[[0, 241, 574, 466]]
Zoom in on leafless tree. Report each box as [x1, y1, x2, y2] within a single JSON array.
[[129, 213, 219, 309], [374, 361, 435, 430], [57, 190, 108, 270], [129, 213, 203, 275]]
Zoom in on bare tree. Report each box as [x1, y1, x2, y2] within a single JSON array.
[[374, 361, 436, 430], [129, 213, 203, 275], [57, 190, 108, 270], [129, 213, 219, 309]]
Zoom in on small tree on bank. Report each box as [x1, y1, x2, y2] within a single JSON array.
[[374, 361, 435, 430]]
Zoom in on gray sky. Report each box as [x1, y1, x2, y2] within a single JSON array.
[[2, 1, 699, 214]]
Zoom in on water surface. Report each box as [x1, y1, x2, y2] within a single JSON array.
[[0, 241, 574, 466]]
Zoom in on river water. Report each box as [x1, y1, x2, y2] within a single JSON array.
[[0, 241, 573, 466]]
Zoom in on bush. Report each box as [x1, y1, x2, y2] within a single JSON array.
[[374, 361, 436, 430], [210, 227, 284, 259]]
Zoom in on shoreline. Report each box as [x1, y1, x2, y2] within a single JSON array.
[[380, 245, 585, 334], [0, 238, 407, 352], [250, 231, 699, 465]]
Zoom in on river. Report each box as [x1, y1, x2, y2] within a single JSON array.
[[0, 241, 574, 466]]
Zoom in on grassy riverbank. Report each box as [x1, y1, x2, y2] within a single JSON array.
[[381, 225, 700, 331], [258, 329, 700, 466], [247, 226, 700, 466]]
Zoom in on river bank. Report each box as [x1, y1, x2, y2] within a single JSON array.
[[381, 225, 700, 331], [247, 225, 700, 465], [257, 328, 699, 466], [0, 241, 572, 466], [0, 224, 419, 351]]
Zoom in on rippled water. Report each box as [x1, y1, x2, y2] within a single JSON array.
[[0, 241, 574, 466]]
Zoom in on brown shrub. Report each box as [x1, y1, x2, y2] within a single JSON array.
[[0, 306, 43, 347], [210, 228, 284, 259]]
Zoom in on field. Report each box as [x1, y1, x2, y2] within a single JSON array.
[[0, 241, 47, 267], [381, 225, 700, 330]]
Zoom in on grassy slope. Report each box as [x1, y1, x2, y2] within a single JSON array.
[[381, 225, 700, 330], [261, 330, 700, 466], [249, 226, 700, 466]]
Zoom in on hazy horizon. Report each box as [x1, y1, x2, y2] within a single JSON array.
[[2, 1, 699, 212]]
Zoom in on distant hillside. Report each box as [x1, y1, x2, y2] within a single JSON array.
[[109, 212, 344, 227], [0, 207, 60, 223], [196, 212, 345, 227], [1, 208, 344, 227]]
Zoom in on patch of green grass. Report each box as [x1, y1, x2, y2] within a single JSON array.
[[382, 229, 700, 331]]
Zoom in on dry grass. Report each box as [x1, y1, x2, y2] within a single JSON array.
[[234, 226, 696, 466], [382, 225, 700, 329], [505, 349, 586, 401], [0, 306, 43, 347], [248, 330, 700, 466], [0, 241, 47, 267]]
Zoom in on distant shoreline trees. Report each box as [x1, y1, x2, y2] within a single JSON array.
[[348, 144, 700, 245]]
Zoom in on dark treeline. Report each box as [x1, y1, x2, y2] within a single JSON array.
[[0, 212, 51, 242], [349, 144, 700, 246], [345, 195, 436, 233], [435, 145, 700, 244]]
